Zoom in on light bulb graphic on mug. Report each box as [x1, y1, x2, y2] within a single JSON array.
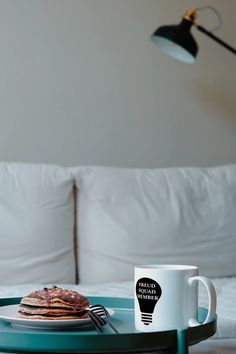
[[135, 277, 162, 325]]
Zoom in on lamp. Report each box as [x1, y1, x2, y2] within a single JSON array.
[[151, 5, 236, 63]]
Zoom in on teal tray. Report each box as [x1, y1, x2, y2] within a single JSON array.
[[0, 296, 217, 354]]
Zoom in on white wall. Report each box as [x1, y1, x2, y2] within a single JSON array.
[[0, 0, 235, 168]]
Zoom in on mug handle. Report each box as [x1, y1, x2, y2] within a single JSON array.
[[188, 276, 217, 327]]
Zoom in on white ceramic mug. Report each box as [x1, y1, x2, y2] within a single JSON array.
[[134, 264, 216, 332]]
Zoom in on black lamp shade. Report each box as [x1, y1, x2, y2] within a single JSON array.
[[152, 19, 198, 63]]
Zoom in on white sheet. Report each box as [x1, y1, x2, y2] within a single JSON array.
[[0, 277, 235, 353]]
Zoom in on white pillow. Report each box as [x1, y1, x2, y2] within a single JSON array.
[[0, 163, 76, 285], [71, 165, 236, 284]]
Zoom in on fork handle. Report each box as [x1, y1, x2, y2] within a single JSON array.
[[87, 311, 103, 334], [106, 321, 119, 334]]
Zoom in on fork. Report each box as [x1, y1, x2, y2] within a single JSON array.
[[89, 304, 119, 334], [87, 309, 105, 334]]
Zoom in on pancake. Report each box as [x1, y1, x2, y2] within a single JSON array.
[[17, 312, 88, 320], [20, 286, 89, 309], [18, 304, 87, 316], [17, 286, 89, 320]]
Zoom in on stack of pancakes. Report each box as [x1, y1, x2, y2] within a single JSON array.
[[17, 286, 89, 320]]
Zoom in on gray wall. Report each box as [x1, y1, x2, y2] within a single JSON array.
[[0, 0, 235, 168]]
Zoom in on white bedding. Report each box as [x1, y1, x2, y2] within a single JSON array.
[[0, 277, 235, 353]]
